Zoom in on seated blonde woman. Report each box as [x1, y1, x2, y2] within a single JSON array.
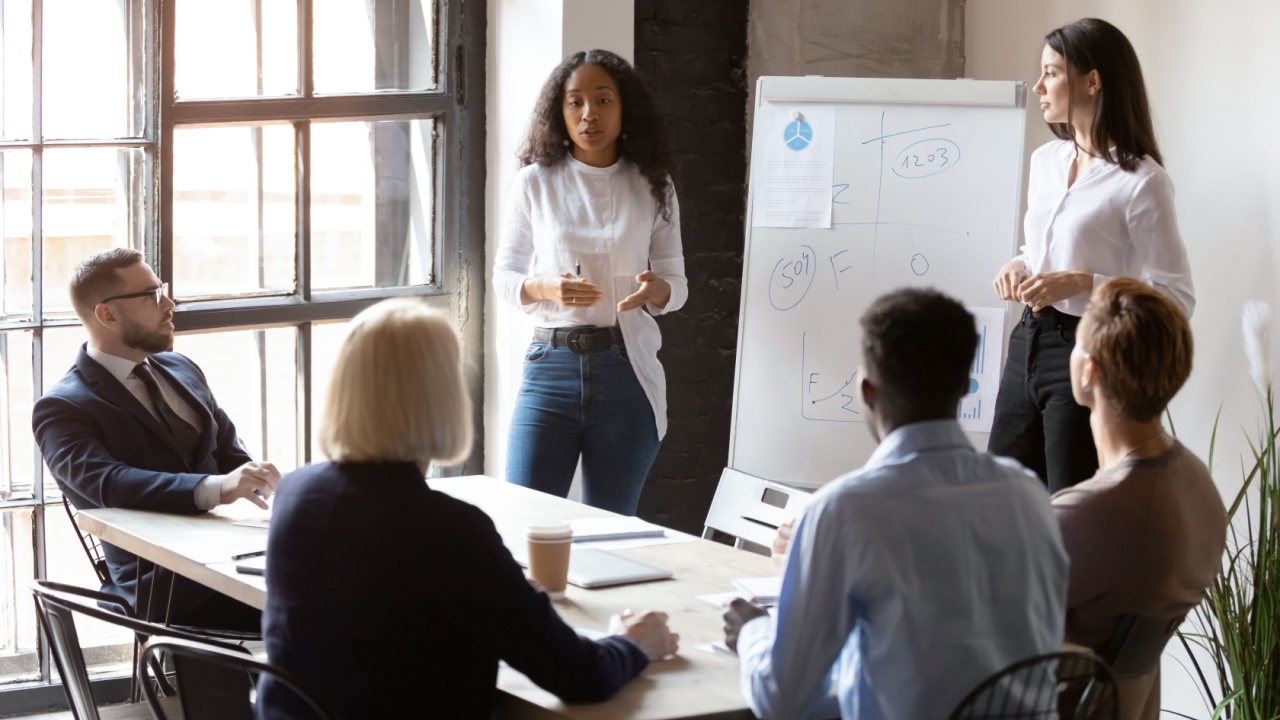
[[256, 299, 678, 720], [1053, 277, 1226, 719]]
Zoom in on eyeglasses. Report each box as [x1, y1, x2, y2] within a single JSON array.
[[99, 283, 169, 306]]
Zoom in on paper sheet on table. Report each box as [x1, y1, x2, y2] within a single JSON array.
[[696, 641, 738, 659], [751, 104, 836, 228], [573, 529, 700, 552], [958, 306, 1006, 433]]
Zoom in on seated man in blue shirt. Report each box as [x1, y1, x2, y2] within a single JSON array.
[[724, 288, 1069, 720]]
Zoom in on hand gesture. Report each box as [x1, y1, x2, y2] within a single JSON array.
[[617, 270, 672, 313], [1017, 271, 1092, 312], [526, 273, 603, 309], [723, 598, 770, 653], [771, 519, 795, 569], [215, 461, 281, 510], [992, 260, 1029, 302], [609, 609, 679, 661]]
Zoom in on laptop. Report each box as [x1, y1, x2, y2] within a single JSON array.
[[513, 547, 672, 589]]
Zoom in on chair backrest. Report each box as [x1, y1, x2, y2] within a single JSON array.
[[31, 580, 250, 720], [139, 636, 341, 720], [63, 496, 112, 588], [1098, 613, 1183, 678], [948, 650, 1119, 720]]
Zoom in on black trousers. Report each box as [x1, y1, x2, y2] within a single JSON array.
[[988, 306, 1098, 493]]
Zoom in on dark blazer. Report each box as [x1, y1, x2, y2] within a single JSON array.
[[258, 461, 649, 720], [32, 344, 253, 620]]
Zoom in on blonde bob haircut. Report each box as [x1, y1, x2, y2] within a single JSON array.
[[319, 299, 473, 466], [1078, 277, 1193, 423]]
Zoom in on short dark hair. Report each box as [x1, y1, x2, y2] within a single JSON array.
[[69, 248, 143, 321], [1078, 278, 1192, 422], [517, 49, 677, 222], [1045, 18, 1162, 171], [860, 288, 977, 412]]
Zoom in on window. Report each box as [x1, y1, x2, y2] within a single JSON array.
[[1, 0, 484, 700]]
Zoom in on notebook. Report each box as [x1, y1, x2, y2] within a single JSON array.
[[566, 548, 672, 589], [569, 516, 667, 543], [732, 576, 783, 605]]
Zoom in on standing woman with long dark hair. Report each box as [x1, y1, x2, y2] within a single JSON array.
[[989, 18, 1194, 492], [494, 50, 686, 515]]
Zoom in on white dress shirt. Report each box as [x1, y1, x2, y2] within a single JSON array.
[[1017, 139, 1195, 317], [494, 156, 688, 439], [85, 346, 221, 510], [736, 421, 1068, 720]]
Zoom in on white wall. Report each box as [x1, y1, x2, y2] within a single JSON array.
[[484, 0, 635, 483], [967, 2, 1280, 716]]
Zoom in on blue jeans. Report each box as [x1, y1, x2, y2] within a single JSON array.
[[506, 341, 661, 515], [988, 306, 1098, 492]]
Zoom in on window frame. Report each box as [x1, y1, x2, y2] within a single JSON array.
[[1, 0, 486, 704]]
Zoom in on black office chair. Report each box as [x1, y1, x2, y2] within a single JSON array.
[[32, 580, 250, 720], [64, 496, 113, 586], [1098, 613, 1183, 679], [948, 650, 1119, 720], [61, 495, 260, 641], [139, 636, 341, 720]]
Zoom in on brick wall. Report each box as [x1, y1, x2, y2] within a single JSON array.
[[633, 1, 748, 534]]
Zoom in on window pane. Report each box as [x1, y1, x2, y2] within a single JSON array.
[[175, 0, 298, 99], [44, 509, 133, 678], [42, 0, 149, 139], [310, 119, 436, 291], [1, 0, 34, 140], [41, 148, 148, 318], [308, 320, 348, 462], [313, 0, 437, 94], [174, 327, 299, 470], [0, 331, 34, 502], [173, 125, 296, 300], [2, 150, 33, 319], [42, 326, 87, 499], [0, 507, 39, 684]]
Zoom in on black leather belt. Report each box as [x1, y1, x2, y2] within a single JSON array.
[[1023, 305, 1081, 330], [533, 326, 623, 354]]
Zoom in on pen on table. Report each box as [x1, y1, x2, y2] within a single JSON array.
[[231, 549, 266, 561]]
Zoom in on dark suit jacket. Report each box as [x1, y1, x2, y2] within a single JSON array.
[[258, 461, 648, 720], [32, 344, 253, 620]]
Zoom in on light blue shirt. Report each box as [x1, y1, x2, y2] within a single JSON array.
[[736, 420, 1068, 720]]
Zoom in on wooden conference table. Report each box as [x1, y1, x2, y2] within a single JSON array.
[[77, 475, 779, 720]]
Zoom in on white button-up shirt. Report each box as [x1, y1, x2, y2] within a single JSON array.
[[1017, 139, 1195, 317], [494, 156, 687, 439]]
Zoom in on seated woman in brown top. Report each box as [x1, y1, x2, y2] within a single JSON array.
[[1053, 277, 1226, 719]]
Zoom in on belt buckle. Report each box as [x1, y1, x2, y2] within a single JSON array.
[[565, 327, 591, 353]]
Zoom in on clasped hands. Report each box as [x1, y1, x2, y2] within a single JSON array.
[[525, 271, 671, 312], [992, 260, 1092, 312]]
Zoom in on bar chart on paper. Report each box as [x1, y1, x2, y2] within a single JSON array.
[[959, 307, 1004, 433]]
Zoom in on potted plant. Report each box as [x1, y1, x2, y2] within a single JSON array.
[[1179, 300, 1280, 719]]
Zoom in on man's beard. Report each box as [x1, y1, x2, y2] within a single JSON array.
[[120, 315, 173, 354]]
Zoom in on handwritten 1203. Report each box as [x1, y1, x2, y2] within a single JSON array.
[[892, 138, 961, 179]]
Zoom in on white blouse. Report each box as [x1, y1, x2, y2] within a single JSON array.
[[1017, 139, 1195, 317], [494, 156, 688, 439]]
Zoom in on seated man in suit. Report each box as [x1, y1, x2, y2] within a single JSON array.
[[33, 248, 279, 630], [724, 288, 1069, 720]]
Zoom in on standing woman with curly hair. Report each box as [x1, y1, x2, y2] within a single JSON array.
[[493, 50, 686, 515], [989, 18, 1194, 493]]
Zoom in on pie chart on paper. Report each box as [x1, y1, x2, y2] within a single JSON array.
[[784, 119, 813, 151]]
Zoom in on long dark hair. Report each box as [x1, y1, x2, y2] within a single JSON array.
[[517, 49, 677, 221], [1045, 18, 1162, 170]]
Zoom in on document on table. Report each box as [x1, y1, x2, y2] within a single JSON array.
[[751, 103, 836, 228]]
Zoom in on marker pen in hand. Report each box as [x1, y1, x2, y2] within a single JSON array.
[[575, 259, 582, 278]]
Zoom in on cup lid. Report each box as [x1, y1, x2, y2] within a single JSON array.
[[526, 521, 572, 540]]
